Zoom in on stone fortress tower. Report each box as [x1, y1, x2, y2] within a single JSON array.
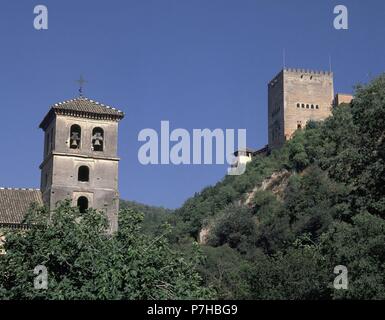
[[39, 96, 124, 233], [268, 68, 334, 149]]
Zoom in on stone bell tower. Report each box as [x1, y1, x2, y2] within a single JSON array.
[[39, 95, 124, 233]]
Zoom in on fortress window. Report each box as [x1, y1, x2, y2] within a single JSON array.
[[70, 125, 81, 149], [297, 103, 300, 108], [92, 127, 104, 152], [311, 104, 314, 109], [301, 104, 305, 108], [316, 105, 319, 109], [306, 104, 309, 109], [77, 196, 89, 213], [78, 166, 89, 182]]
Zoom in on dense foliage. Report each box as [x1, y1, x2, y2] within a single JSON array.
[[120, 200, 173, 236], [0, 202, 213, 299], [170, 74, 385, 299]]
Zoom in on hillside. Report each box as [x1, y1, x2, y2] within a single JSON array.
[[2, 75, 384, 300], [164, 74, 385, 299], [120, 200, 173, 235]]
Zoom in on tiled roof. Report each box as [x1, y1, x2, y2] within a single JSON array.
[[0, 188, 43, 226], [40, 96, 124, 129], [52, 96, 124, 117], [233, 147, 256, 156]]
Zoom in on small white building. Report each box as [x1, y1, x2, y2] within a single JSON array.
[[231, 148, 255, 168]]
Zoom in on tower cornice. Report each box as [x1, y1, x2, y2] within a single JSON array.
[[39, 152, 121, 169], [39, 96, 125, 131]]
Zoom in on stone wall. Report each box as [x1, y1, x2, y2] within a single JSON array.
[[283, 69, 334, 140], [268, 70, 285, 149], [334, 93, 353, 106], [40, 115, 121, 233], [268, 68, 334, 149]]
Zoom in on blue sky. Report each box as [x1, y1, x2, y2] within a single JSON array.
[[0, 0, 384, 208]]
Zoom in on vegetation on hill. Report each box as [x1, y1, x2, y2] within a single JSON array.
[[1, 74, 384, 299], [120, 199, 173, 235], [0, 202, 213, 299], [166, 74, 385, 299]]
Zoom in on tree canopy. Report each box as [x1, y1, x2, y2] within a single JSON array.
[[0, 201, 214, 299]]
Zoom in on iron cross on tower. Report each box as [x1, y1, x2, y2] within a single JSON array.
[[76, 75, 87, 96]]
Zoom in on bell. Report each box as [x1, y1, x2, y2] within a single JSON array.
[[94, 132, 103, 139], [94, 139, 101, 146], [71, 139, 78, 147]]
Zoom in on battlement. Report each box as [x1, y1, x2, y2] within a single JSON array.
[[283, 68, 333, 76], [269, 67, 333, 87]]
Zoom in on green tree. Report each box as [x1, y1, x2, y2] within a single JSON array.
[[207, 204, 256, 255], [0, 201, 215, 300], [349, 75, 385, 216], [321, 212, 385, 299], [246, 246, 330, 299], [199, 245, 253, 299]]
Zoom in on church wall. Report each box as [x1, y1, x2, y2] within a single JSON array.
[[50, 155, 120, 231], [40, 157, 53, 204], [54, 115, 119, 158], [48, 185, 119, 233], [51, 156, 119, 190], [39, 109, 122, 233]]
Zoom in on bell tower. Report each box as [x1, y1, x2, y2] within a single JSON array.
[[39, 96, 124, 233]]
